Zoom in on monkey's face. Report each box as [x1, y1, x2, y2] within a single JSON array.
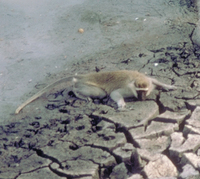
[[137, 90, 148, 101], [135, 78, 149, 100]]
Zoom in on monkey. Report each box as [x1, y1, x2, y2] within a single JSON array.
[[15, 70, 177, 114]]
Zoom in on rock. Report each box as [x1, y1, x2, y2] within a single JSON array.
[[91, 132, 127, 151], [186, 100, 200, 110], [141, 151, 178, 179], [50, 160, 99, 178], [73, 146, 117, 168], [135, 136, 170, 153], [109, 163, 128, 179], [154, 110, 190, 125], [137, 148, 161, 161], [41, 142, 116, 168], [169, 134, 200, 158], [61, 123, 127, 151], [95, 120, 116, 132], [113, 143, 142, 171], [92, 101, 159, 128], [192, 20, 200, 46], [127, 174, 144, 179], [179, 164, 199, 179], [181, 153, 200, 170], [129, 121, 178, 139], [159, 92, 186, 112], [0, 147, 47, 178], [17, 167, 59, 179], [155, 177, 177, 179], [41, 141, 74, 161], [170, 132, 185, 149], [183, 125, 200, 136], [113, 143, 135, 163], [183, 107, 200, 135]]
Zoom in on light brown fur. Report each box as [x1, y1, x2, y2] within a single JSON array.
[[81, 70, 149, 93], [15, 70, 176, 114]]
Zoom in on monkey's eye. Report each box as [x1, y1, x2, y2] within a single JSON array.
[[140, 83, 147, 88]]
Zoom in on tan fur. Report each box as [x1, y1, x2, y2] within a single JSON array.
[[81, 70, 148, 94], [15, 70, 176, 114]]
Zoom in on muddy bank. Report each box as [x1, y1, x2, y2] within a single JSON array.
[[0, 0, 197, 123]]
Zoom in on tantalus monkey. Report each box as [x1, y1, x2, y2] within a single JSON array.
[[15, 70, 177, 114]]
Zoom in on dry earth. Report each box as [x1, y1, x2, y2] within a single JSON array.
[[1, 0, 200, 179]]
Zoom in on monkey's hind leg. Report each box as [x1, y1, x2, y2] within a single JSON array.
[[73, 83, 107, 104]]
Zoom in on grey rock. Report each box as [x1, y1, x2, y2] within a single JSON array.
[[192, 21, 200, 46], [197, 149, 200, 156], [183, 125, 200, 136], [135, 136, 170, 153], [41, 142, 116, 167], [73, 146, 117, 168], [61, 121, 127, 151], [141, 151, 178, 179], [0, 148, 47, 178], [156, 177, 177, 179], [154, 110, 190, 125], [17, 167, 59, 179], [92, 101, 159, 128], [113, 143, 143, 171], [185, 100, 200, 110], [113, 143, 135, 163], [179, 164, 199, 179], [109, 162, 128, 179], [127, 174, 144, 179], [130, 121, 178, 139], [181, 153, 200, 170], [50, 160, 99, 178], [183, 107, 200, 135], [159, 92, 186, 112], [170, 132, 185, 148], [169, 134, 200, 158]]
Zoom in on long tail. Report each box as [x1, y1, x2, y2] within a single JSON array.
[[151, 78, 177, 90], [15, 76, 73, 114]]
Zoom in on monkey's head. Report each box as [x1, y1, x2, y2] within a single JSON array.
[[135, 78, 149, 101]]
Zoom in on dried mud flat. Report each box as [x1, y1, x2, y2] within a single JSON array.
[[2, 1, 200, 179]]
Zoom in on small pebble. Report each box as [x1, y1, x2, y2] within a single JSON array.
[[78, 28, 84, 33]]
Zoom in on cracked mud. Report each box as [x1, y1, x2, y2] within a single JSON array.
[[1, 0, 200, 179]]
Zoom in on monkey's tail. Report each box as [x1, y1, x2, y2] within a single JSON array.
[[15, 76, 74, 114], [151, 78, 177, 90]]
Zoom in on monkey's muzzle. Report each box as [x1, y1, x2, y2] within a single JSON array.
[[137, 90, 147, 101]]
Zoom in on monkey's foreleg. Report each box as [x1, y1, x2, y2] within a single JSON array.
[[110, 86, 137, 110], [110, 90, 126, 109]]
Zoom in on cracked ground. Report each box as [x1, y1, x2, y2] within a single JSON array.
[[1, 0, 200, 179]]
